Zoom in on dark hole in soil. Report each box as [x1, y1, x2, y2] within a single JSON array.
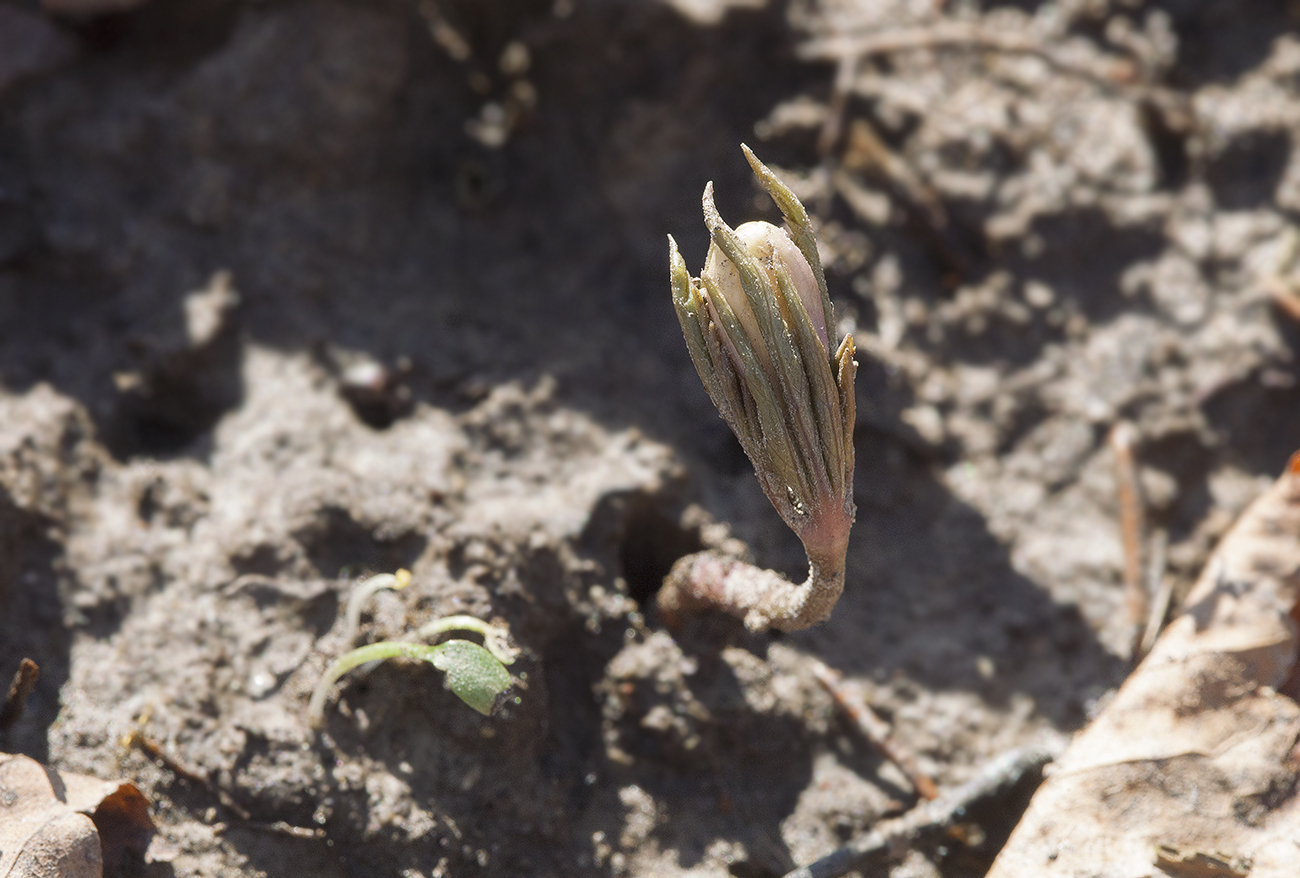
[[104, 345, 244, 460], [1018, 207, 1165, 322], [1205, 129, 1291, 210], [1139, 100, 1191, 191], [297, 507, 428, 580], [977, 0, 1041, 11], [728, 860, 781, 878], [346, 397, 402, 430], [70, 0, 242, 69], [115, 410, 210, 457], [619, 502, 703, 606], [932, 758, 1047, 878], [230, 543, 284, 578], [1158, 0, 1294, 85], [1202, 366, 1300, 476]]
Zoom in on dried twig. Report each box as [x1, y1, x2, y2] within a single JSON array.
[[782, 738, 1066, 878], [1109, 422, 1149, 661], [842, 118, 974, 274], [1266, 279, 1300, 322], [1262, 230, 1300, 322], [1139, 528, 1171, 657], [124, 726, 325, 838], [124, 727, 252, 821], [0, 658, 39, 731], [808, 659, 939, 801], [799, 20, 1186, 278], [798, 22, 1141, 93]]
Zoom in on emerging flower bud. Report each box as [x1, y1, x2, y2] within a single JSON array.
[[666, 145, 858, 631], [703, 220, 829, 380]]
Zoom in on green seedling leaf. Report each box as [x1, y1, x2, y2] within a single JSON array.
[[309, 635, 515, 726], [310, 590, 518, 727], [430, 640, 513, 716]]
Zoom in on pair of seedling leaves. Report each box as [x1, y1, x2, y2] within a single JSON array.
[[308, 571, 516, 725], [0, 574, 508, 878]]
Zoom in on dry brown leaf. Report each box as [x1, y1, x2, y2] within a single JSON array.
[[0, 753, 154, 878], [988, 453, 1300, 878]]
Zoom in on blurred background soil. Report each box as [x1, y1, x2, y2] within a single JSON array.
[[1, 0, 1299, 875]]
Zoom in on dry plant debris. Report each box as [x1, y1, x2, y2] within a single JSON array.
[[783, 737, 1065, 878], [1109, 421, 1152, 661], [0, 752, 154, 878], [806, 658, 939, 802], [0, 660, 40, 732], [987, 452, 1300, 877]]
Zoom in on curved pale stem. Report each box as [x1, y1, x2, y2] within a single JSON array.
[[309, 641, 442, 725], [415, 615, 519, 666], [657, 544, 848, 633], [342, 570, 411, 642]]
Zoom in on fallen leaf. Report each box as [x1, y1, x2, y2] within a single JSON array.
[[0, 753, 154, 878], [988, 452, 1300, 878]]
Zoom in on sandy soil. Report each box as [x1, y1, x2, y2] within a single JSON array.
[[1, 0, 1299, 876]]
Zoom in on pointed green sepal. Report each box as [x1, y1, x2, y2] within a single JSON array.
[[741, 143, 833, 333]]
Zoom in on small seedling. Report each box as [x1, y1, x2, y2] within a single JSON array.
[[308, 572, 517, 725], [660, 145, 857, 632]]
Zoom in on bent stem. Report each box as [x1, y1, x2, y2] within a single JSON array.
[[309, 626, 514, 725], [342, 569, 412, 643], [415, 614, 520, 666], [309, 641, 436, 724], [657, 542, 848, 633]]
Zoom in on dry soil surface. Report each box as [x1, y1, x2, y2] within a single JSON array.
[[1, 1, 1299, 876]]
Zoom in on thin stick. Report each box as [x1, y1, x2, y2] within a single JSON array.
[[222, 573, 283, 594], [1109, 422, 1148, 662], [841, 118, 971, 274], [808, 660, 939, 801], [1261, 231, 1300, 321], [782, 739, 1065, 878], [125, 725, 325, 838], [1265, 279, 1300, 322], [1139, 529, 1172, 658], [0, 658, 39, 731], [124, 727, 252, 821], [797, 22, 1142, 94], [811, 53, 861, 217]]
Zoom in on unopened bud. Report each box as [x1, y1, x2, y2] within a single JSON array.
[[668, 146, 857, 590], [703, 221, 828, 378]]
